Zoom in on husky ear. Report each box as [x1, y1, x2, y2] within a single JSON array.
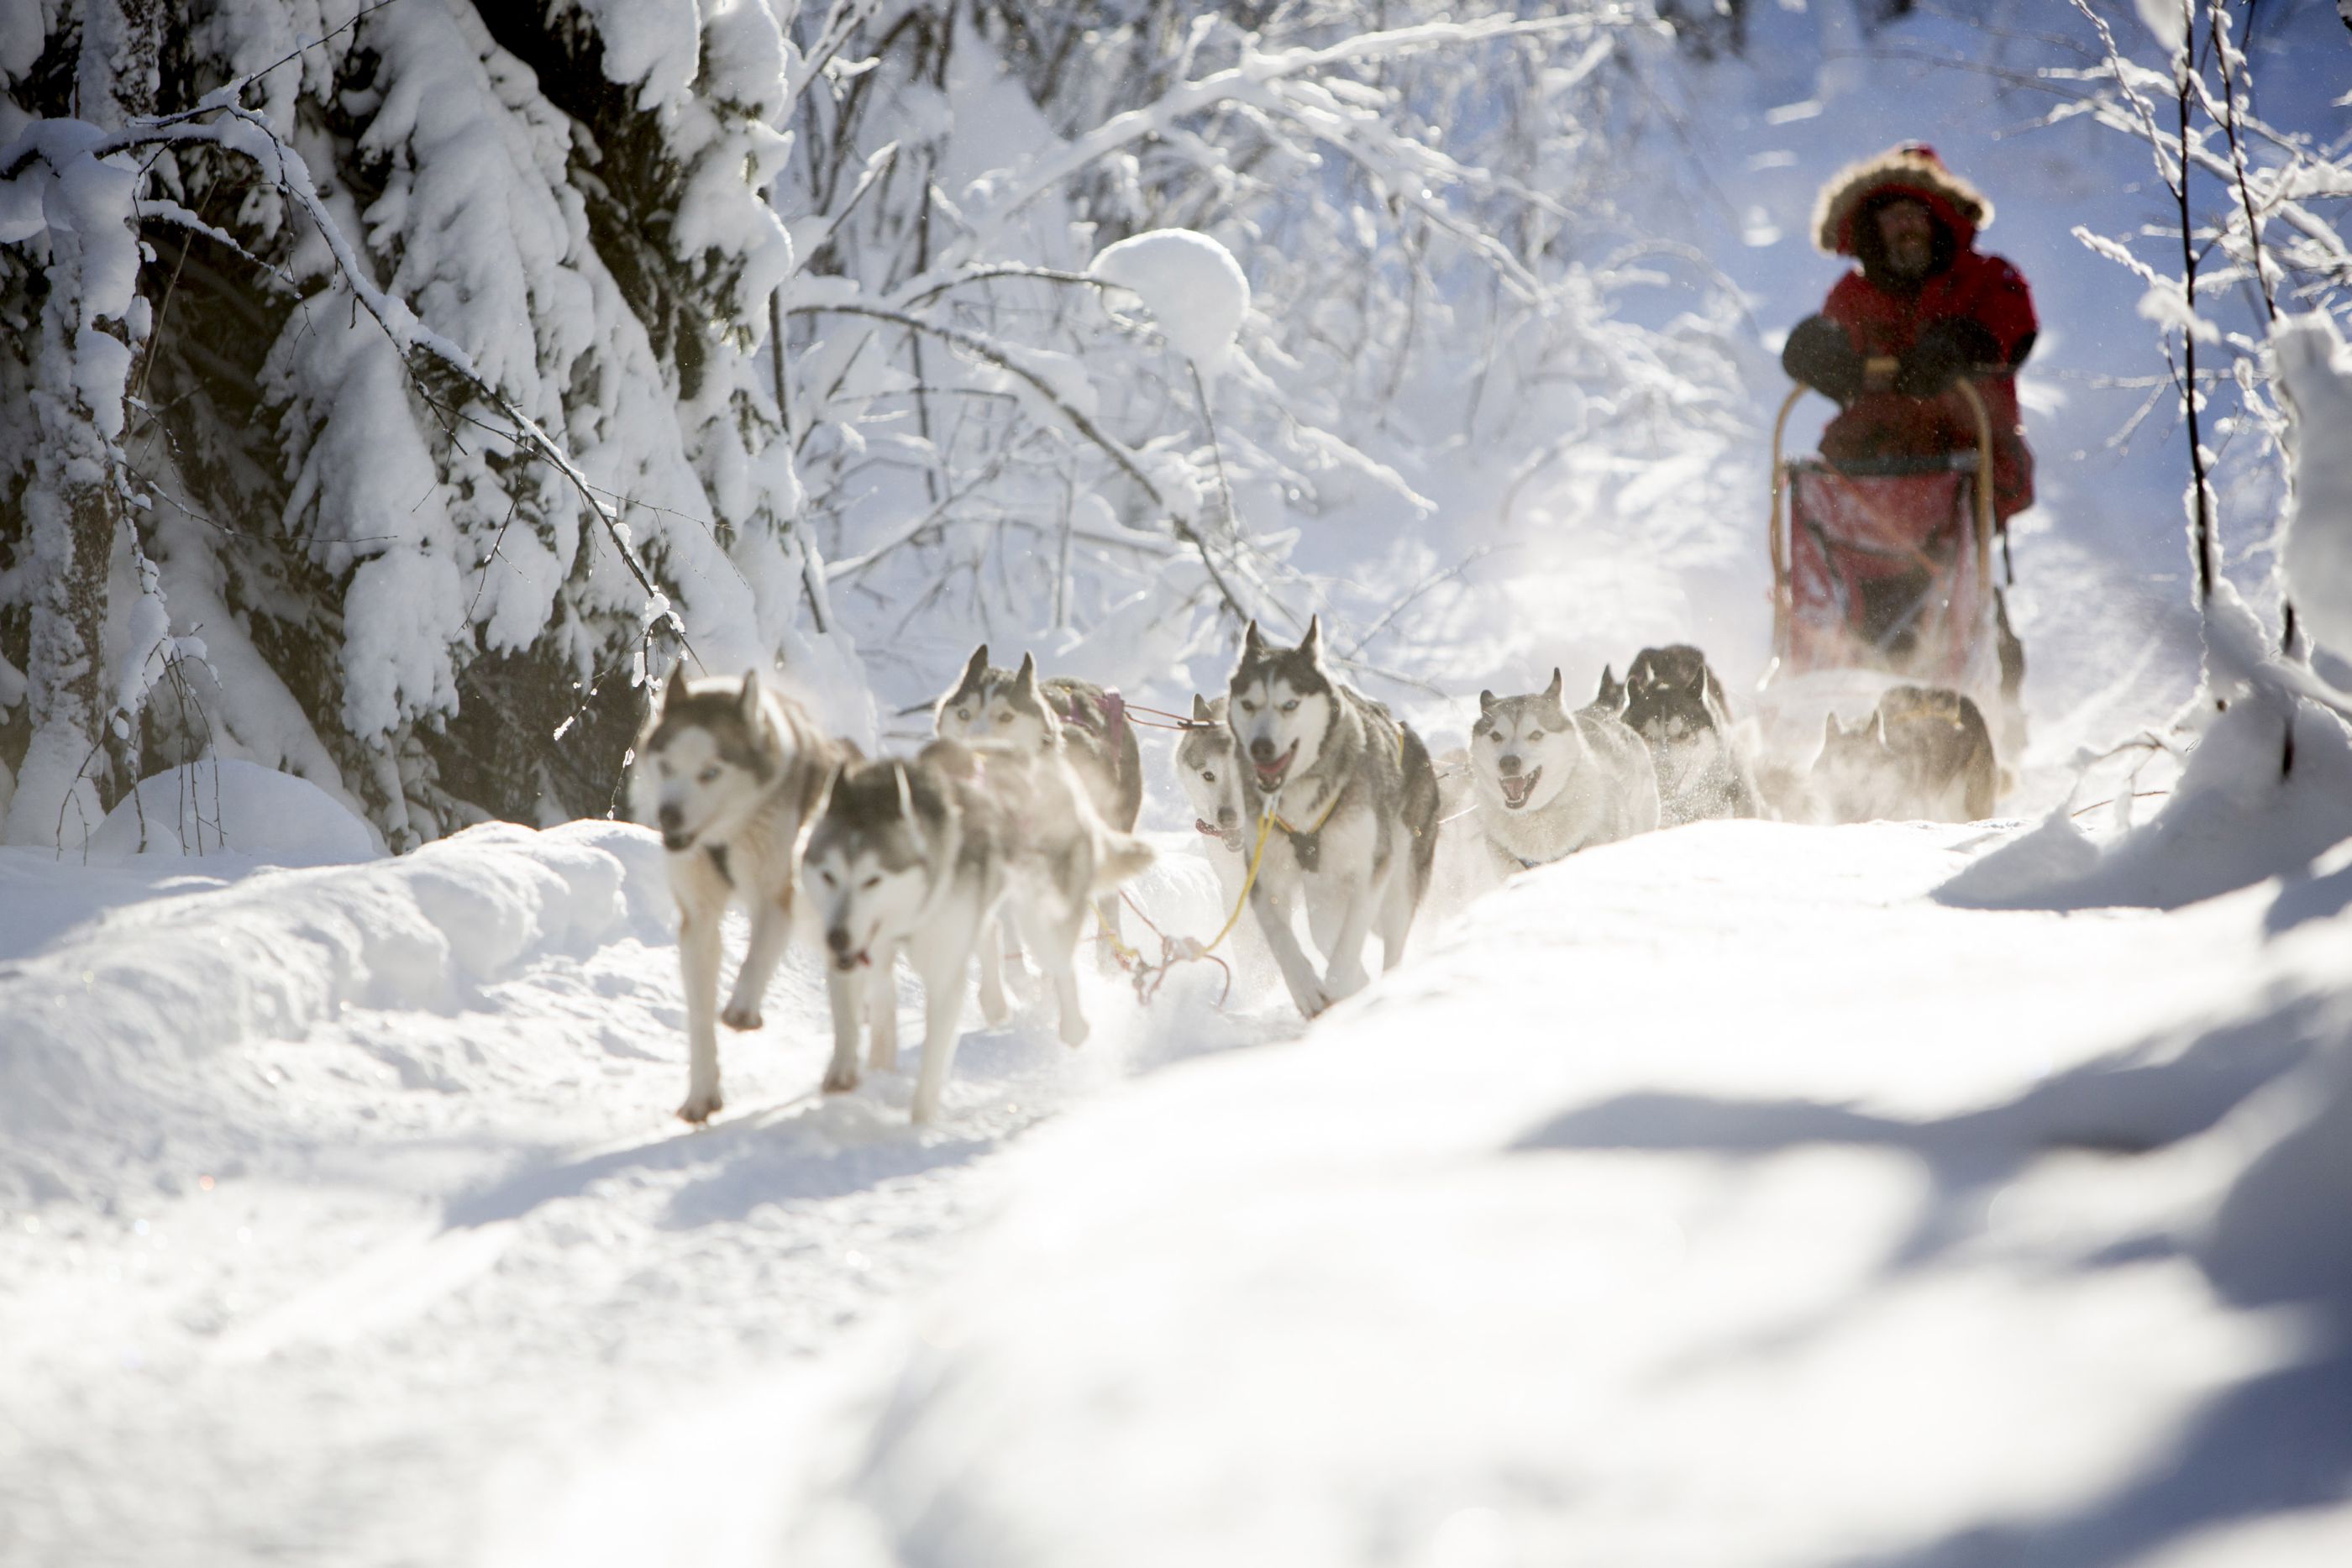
[[1478, 689, 1498, 714], [1241, 620, 1266, 660], [738, 669, 764, 723], [1822, 712, 1843, 748], [957, 644, 989, 695], [1299, 615, 1324, 663], [1543, 668, 1564, 707], [662, 661, 693, 711], [1870, 708, 1889, 747], [1191, 692, 1214, 722], [1686, 657, 1709, 695], [1014, 650, 1041, 697]]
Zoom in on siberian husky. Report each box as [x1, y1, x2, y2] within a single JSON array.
[[1175, 692, 1244, 852], [632, 665, 859, 1124], [1583, 663, 1627, 719], [935, 646, 1143, 831], [1470, 669, 1659, 873], [1812, 684, 1998, 823], [1621, 643, 1766, 826], [1226, 616, 1441, 1017], [937, 645, 1145, 947], [801, 740, 1152, 1123]]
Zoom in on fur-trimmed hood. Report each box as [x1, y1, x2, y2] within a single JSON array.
[[1813, 143, 1992, 255]]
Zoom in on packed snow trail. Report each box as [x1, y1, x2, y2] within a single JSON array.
[[0, 817, 1283, 1567], [507, 821, 2352, 1568]]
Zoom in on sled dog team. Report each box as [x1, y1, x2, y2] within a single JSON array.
[[635, 627, 1997, 1125]]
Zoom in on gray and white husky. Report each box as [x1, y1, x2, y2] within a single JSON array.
[[1812, 684, 1998, 824], [936, 645, 1143, 832], [632, 665, 859, 1124], [1620, 643, 1766, 826], [1227, 616, 1441, 1018], [1470, 669, 1659, 873], [801, 740, 1152, 1123], [1175, 692, 1243, 852], [937, 645, 1145, 947]]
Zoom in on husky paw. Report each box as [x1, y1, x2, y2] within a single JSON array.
[[979, 985, 1011, 1029], [1326, 964, 1370, 999], [676, 1088, 724, 1124], [1058, 1013, 1090, 1050], [720, 1002, 763, 1031], [822, 1062, 861, 1094], [1298, 986, 1335, 1020]]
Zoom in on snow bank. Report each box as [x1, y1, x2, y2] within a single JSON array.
[[1089, 229, 1251, 378], [86, 759, 382, 865], [1941, 694, 2352, 912], [0, 820, 669, 1208]]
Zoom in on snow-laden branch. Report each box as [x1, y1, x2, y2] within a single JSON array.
[[2, 101, 693, 659], [786, 297, 1266, 623], [911, 10, 1634, 289]]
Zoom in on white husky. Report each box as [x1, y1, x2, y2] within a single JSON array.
[[801, 741, 1152, 1123], [630, 666, 860, 1124], [1469, 669, 1659, 873]]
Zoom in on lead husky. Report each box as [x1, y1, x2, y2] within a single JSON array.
[[1227, 617, 1441, 1017], [801, 740, 1152, 1123], [1620, 643, 1765, 825], [632, 665, 859, 1124], [1471, 669, 1659, 873]]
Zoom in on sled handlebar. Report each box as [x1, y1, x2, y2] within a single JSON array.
[[1768, 377, 1998, 659]]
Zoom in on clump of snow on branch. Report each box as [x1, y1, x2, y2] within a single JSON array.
[[1090, 229, 1252, 378]]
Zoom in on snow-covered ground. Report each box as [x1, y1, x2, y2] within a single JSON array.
[[7, 789, 2349, 1566]]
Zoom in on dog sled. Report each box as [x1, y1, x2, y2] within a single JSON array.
[[1753, 374, 2015, 768]]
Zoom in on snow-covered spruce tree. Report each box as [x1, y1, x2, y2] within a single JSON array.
[[2, 1, 805, 850]]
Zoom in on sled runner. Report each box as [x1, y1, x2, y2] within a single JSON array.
[[1756, 375, 2010, 761]]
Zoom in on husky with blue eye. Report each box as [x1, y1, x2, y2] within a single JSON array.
[[1226, 616, 1440, 1018], [801, 741, 1153, 1124], [1468, 669, 1658, 875], [630, 665, 863, 1125]]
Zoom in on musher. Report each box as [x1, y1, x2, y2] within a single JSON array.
[[1780, 144, 2034, 703]]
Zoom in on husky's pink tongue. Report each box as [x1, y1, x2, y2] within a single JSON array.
[[1500, 768, 1541, 810], [1254, 743, 1296, 790], [1195, 818, 1223, 836]]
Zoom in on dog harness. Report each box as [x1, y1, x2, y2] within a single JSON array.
[[1060, 689, 1129, 755], [1268, 721, 1415, 869]]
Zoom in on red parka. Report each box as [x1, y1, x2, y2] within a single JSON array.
[[1807, 147, 2039, 521]]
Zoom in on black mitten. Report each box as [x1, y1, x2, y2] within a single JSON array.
[[1895, 317, 2001, 397], [1782, 315, 1863, 402]]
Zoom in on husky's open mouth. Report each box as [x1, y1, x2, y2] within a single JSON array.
[[663, 828, 696, 852], [1253, 742, 1298, 792], [1499, 768, 1541, 810], [1195, 818, 1225, 836]]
